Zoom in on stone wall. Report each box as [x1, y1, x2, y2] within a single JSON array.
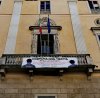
[[0, 73, 100, 98]]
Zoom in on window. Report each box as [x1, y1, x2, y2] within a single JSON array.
[[37, 34, 54, 54], [35, 94, 56, 98], [88, 0, 100, 13], [98, 34, 100, 40], [31, 17, 60, 54], [40, 1, 51, 14], [96, 34, 100, 47], [38, 96, 55, 98], [91, 27, 100, 48]]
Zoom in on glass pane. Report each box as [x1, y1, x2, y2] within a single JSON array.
[[88, 1, 94, 9], [46, 1, 50, 10], [98, 35, 100, 41], [41, 1, 45, 9], [42, 46, 50, 54], [93, 1, 98, 4], [37, 34, 54, 54], [41, 35, 48, 40]]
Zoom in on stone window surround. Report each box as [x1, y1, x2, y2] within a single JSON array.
[[31, 30, 60, 54], [0, 1, 1, 3], [40, 1, 51, 14], [91, 27, 100, 48], [35, 94, 57, 98], [88, 0, 100, 14], [29, 17, 62, 54], [95, 33, 100, 47]]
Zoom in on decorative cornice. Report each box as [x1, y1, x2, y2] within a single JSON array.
[[90, 27, 100, 35], [91, 27, 100, 31], [29, 26, 62, 31]]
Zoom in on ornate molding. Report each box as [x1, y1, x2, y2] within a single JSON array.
[[29, 26, 62, 31], [91, 27, 100, 31], [91, 27, 100, 35], [35, 17, 57, 26]]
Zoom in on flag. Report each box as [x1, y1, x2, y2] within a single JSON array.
[[39, 18, 42, 34], [47, 17, 51, 33]]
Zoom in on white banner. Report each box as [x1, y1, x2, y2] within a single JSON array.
[[22, 57, 78, 68]]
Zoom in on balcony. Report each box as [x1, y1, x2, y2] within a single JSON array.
[[0, 54, 96, 79]]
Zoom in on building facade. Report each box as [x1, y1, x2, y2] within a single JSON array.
[[0, 0, 100, 98]]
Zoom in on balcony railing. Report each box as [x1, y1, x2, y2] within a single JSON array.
[[0, 54, 93, 66], [0, 54, 96, 79]]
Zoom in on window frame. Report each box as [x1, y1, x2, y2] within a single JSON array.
[[88, 0, 100, 14], [96, 33, 100, 48], [25, 0, 37, 1], [37, 34, 54, 55], [0, 1, 1, 5], [32, 32, 60, 54], [40, 1, 51, 14], [31, 17, 61, 54], [35, 94, 57, 98], [91, 27, 100, 48]]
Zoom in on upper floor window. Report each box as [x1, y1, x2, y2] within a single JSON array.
[[37, 96, 55, 98], [88, 0, 100, 14], [40, 1, 51, 14], [0, 1, 1, 5], [91, 27, 100, 48], [26, 0, 37, 1], [98, 34, 100, 40], [96, 33, 100, 47]]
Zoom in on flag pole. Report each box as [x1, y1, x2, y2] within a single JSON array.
[[39, 15, 42, 56], [48, 30, 49, 55], [47, 14, 50, 55]]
